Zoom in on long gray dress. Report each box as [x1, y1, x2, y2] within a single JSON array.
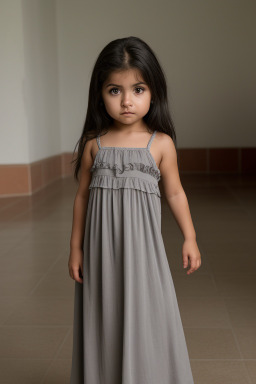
[[70, 130, 194, 384]]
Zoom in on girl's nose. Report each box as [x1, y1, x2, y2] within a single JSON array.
[[121, 93, 133, 106]]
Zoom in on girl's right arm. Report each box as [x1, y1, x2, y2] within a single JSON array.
[[68, 139, 94, 284]]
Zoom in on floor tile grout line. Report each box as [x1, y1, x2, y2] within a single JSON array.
[[0, 250, 71, 327], [242, 359, 254, 384], [39, 326, 72, 384], [0, 247, 71, 326], [0, 182, 65, 230], [210, 274, 242, 357], [26, 252, 71, 297], [0, 197, 24, 215], [209, 272, 253, 383], [223, 180, 256, 222], [0, 297, 28, 327]]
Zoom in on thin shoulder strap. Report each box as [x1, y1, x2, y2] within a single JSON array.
[[96, 134, 101, 149], [147, 130, 157, 150]]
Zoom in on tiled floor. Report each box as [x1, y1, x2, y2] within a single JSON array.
[[0, 174, 256, 384]]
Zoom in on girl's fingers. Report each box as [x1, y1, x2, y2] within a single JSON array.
[[68, 266, 78, 281], [186, 258, 196, 274], [183, 255, 188, 268], [73, 268, 83, 284], [187, 257, 201, 274]]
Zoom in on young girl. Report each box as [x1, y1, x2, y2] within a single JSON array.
[[68, 36, 201, 384]]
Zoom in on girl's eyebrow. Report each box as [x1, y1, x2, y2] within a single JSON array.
[[105, 82, 147, 88]]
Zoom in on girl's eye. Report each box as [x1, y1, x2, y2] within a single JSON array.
[[109, 88, 120, 95], [109, 87, 145, 95], [135, 87, 145, 94]]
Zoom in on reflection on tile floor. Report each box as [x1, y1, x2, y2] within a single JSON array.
[[0, 174, 256, 383]]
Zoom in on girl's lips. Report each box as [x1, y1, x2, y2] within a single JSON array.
[[122, 112, 134, 114]]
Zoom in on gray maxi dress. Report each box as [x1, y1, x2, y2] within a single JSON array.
[[70, 130, 194, 384]]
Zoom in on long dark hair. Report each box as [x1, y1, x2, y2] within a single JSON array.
[[71, 36, 177, 181]]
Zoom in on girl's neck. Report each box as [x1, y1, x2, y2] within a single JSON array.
[[110, 121, 150, 134]]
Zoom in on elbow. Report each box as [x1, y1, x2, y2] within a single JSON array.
[[165, 187, 185, 201]]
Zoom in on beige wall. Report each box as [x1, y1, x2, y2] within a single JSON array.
[[56, 0, 256, 150], [0, 0, 29, 163], [22, 0, 61, 162], [1, 0, 255, 166], [0, 0, 60, 164]]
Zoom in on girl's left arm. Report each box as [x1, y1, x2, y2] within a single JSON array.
[[159, 134, 201, 275]]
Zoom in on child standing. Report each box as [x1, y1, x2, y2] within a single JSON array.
[[68, 36, 201, 384]]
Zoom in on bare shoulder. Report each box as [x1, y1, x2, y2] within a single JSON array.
[[80, 137, 95, 171], [156, 132, 182, 196], [155, 132, 177, 162], [75, 138, 94, 197], [156, 131, 175, 148]]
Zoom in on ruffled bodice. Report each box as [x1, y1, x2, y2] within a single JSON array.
[[89, 130, 161, 198]]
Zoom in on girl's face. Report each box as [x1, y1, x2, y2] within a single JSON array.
[[101, 68, 152, 126]]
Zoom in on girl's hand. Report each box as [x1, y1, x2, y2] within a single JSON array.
[[182, 238, 201, 275], [68, 248, 84, 284]]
